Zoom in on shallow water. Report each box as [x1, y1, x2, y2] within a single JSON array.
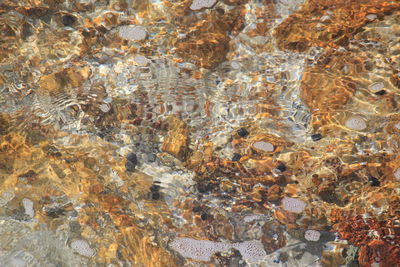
[[0, 0, 399, 266]]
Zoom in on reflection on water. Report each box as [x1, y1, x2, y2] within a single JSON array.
[[1, 0, 400, 266]]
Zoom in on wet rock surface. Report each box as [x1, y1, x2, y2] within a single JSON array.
[[0, 0, 400, 266]]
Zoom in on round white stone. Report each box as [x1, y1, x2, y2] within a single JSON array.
[[230, 61, 241, 70], [345, 116, 367, 131], [394, 168, 400, 181], [118, 25, 147, 41], [253, 141, 274, 152], [366, 14, 377, 21], [99, 104, 110, 113], [369, 82, 384, 92], [304, 230, 321, 241], [134, 55, 150, 65], [320, 15, 331, 22]]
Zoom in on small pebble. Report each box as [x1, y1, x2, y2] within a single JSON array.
[[146, 153, 157, 163], [311, 133, 323, 141], [134, 55, 150, 65], [369, 82, 384, 92], [237, 128, 249, 137], [320, 15, 331, 22], [231, 61, 241, 70], [374, 90, 386, 96], [276, 164, 287, 172], [366, 14, 377, 21], [394, 168, 400, 181], [150, 183, 161, 199], [22, 198, 34, 217], [197, 183, 213, 193], [345, 116, 367, 131], [150, 184, 160, 192], [192, 206, 201, 213], [99, 104, 110, 113], [127, 153, 138, 165], [125, 161, 136, 172], [61, 14, 76, 26], [232, 153, 241, 162], [368, 176, 380, 187], [151, 191, 160, 200], [253, 141, 274, 152]]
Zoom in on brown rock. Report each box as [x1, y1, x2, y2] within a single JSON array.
[[38, 65, 91, 94], [174, 7, 245, 69], [274, 0, 400, 52], [300, 49, 363, 130], [266, 184, 282, 202], [161, 116, 189, 161]]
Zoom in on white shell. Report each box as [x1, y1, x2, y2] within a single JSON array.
[[190, 0, 216, 10], [282, 197, 306, 213], [71, 239, 96, 257], [304, 230, 321, 241]]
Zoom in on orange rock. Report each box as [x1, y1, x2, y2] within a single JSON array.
[[161, 116, 189, 161], [174, 7, 245, 68]]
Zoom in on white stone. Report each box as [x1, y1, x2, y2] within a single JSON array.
[[282, 197, 306, 213], [71, 239, 95, 257], [320, 15, 331, 22], [304, 230, 320, 241], [253, 141, 274, 152], [190, 0, 216, 10], [345, 116, 367, 131], [22, 198, 34, 217], [243, 214, 263, 222], [394, 168, 400, 181], [99, 104, 110, 113], [369, 82, 384, 92], [134, 55, 150, 65], [366, 14, 377, 21], [118, 25, 147, 41], [230, 61, 241, 70], [103, 97, 113, 103], [394, 122, 400, 130]]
